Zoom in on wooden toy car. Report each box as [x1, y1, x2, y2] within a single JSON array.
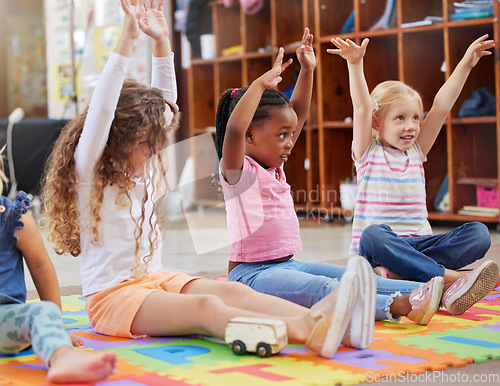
[[225, 317, 288, 358]]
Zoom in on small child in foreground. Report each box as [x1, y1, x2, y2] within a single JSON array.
[[0, 155, 116, 383]]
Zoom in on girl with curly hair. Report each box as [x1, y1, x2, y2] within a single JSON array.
[[42, 0, 356, 359]]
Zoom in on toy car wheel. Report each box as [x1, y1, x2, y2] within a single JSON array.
[[231, 340, 247, 356], [256, 342, 272, 358]]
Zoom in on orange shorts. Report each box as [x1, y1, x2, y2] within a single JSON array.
[[85, 270, 200, 338]]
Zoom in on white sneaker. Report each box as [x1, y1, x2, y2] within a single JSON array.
[[306, 271, 359, 358], [341, 255, 376, 349]]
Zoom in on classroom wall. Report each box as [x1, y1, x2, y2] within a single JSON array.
[[0, 0, 46, 119]]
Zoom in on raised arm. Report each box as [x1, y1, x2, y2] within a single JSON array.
[[138, 0, 178, 113], [290, 28, 316, 143], [418, 34, 495, 156], [138, 0, 171, 57], [74, 0, 140, 181], [328, 38, 371, 160], [115, 0, 141, 57], [221, 48, 293, 184]]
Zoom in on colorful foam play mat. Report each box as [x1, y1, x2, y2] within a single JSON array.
[[1, 286, 500, 385]]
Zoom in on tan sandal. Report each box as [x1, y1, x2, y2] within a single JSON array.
[[306, 271, 358, 358]]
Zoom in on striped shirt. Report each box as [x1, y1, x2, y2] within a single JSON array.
[[350, 140, 433, 253]]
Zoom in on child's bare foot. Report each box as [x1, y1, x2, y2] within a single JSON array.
[[47, 345, 117, 383]]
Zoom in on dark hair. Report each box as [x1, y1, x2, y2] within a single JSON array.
[[214, 87, 292, 161]]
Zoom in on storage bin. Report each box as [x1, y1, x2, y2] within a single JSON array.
[[476, 185, 498, 208]]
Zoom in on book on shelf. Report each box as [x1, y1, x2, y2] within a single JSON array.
[[341, 10, 354, 34], [458, 205, 499, 217], [453, 0, 493, 8], [369, 0, 395, 31], [450, 10, 493, 20], [457, 177, 497, 186], [401, 16, 443, 28], [451, 0, 493, 20]]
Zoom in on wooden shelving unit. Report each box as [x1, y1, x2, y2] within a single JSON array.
[[187, 0, 500, 224]]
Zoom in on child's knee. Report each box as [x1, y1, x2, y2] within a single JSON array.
[[36, 301, 62, 317], [360, 224, 390, 244], [467, 222, 491, 250], [196, 294, 225, 314], [226, 281, 252, 295], [30, 301, 63, 326]]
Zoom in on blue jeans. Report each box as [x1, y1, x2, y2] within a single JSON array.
[[228, 259, 421, 321], [359, 222, 491, 282]]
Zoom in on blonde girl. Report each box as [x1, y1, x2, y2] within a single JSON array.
[[328, 35, 498, 314]]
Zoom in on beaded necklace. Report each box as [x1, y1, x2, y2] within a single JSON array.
[[274, 167, 280, 181]]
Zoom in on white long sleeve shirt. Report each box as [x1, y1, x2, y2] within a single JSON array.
[[74, 52, 177, 296]]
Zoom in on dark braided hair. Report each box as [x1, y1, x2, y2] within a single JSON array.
[[215, 87, 292, 161], [212, 86, 291, 192]]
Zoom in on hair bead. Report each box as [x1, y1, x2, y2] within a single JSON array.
[[230, 88, 239, 99]]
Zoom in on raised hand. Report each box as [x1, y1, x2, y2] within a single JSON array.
[[120, 0, 140, 40], [462, 34, 495, 69], [259, 47, 293, 89], [296, 28, 315, 71], [137, 0, 168, 41], [327, 37, 369, 64]]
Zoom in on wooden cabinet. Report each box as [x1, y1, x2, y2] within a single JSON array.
[[187, 0, 500, 223]]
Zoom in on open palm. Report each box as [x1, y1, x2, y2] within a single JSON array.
[[137, 0, 168, 40]]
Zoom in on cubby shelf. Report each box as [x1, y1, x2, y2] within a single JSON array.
[[187, 0, 500, 222]]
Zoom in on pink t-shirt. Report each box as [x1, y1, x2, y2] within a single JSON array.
[[221, 156, 302, 262]]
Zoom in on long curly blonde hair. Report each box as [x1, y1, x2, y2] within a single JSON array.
[[42, 79, 180, 275]]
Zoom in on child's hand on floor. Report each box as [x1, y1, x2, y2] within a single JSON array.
[[70, 334, 83, 347]]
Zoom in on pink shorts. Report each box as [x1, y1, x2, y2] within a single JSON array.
[[85, 270, 200, 338]]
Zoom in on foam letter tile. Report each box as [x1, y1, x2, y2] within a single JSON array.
[[394, 327, 500, 363], [3, 294, 499, 386], [97, 373, 196, 385], [0, 359, 50, 386], [112, 339, 241, 373], [60, 294, 87, 312], [166, 357, 365, 386]]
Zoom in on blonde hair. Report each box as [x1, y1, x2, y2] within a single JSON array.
[[370, 80, 424, 138], [42, 79, 180, 275], [0, 156, 8, 196]]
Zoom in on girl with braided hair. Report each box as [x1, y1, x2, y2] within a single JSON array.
[[214, 29, 483, 351]]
